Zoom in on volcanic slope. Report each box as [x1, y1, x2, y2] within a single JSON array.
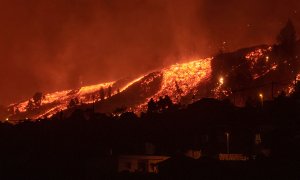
[[6, 43, 300, 121]]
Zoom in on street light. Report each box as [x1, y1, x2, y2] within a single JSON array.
[[225, 132, 230, 154], [265, 56, 269, 62], [259, 93, 264, 107], [219, 76, 224, 85]]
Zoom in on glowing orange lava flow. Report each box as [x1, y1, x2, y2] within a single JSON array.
[[287, 73, 300, 94], [11, 82, 115, 118], [120, 76, 145, 92], [245, 47, 277, 79], [147, 58, 212, 104], [23, 76, 152, 119], [10, 45, 298, 120]]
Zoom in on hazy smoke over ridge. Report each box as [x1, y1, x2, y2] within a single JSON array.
[[0, 0, 299, 105]]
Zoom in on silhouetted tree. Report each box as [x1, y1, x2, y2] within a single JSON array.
[[69, 109, 86, 121], [33, 92, 43, 107], [74, 97, 79, 104], [175, 81, 183, 97], [291, 81, 300, 98], [114, 106, 127, 115], [278, 91, 287, 99], [26, 99, 35, 111], [15, 108, 20, 115], [157, 97, 165, 111], [68, 99, 76, 108], [164, 95, 174, 108], [275, 91, 288, 104], [273, 20, 299, 79], [276, 20, 298, 76], [277, 20, 297, 49], [119, 112, 138, 122], [68, 98, 79, 109], [157, 95, 174, 111], [99, 87, 105, 101], [107, 86, 112, 98], [7, 106, 14, 115], [147, 98, 157, 113]]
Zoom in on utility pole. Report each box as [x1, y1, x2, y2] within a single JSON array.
[[92, 95, 95, 114], [259, 93, 264, 108], [225, 132, 230, 154], [271, 82, 274, 100], [233, 91, 236, 106]]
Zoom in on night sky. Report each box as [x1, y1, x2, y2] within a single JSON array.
[[0, 0, 299, 105]]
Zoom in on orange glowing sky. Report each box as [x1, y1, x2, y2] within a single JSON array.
[[0, 0, 300, 105]]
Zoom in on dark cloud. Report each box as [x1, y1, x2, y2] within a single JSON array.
[[0, 0, 299, 105]]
